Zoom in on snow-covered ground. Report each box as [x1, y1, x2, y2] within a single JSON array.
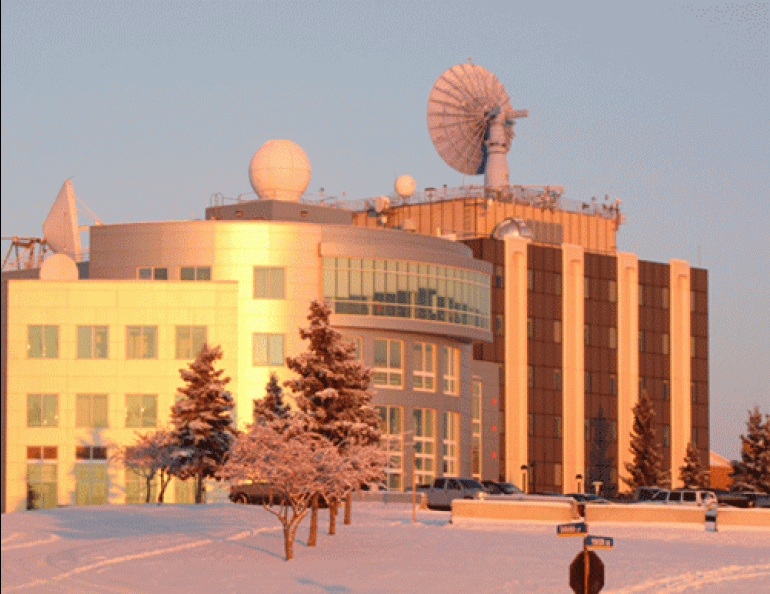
[[2, 502, 768, 593]]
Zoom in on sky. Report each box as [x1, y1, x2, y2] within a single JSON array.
[[1, 1, 768, 460], [2, 502, 769, 593]]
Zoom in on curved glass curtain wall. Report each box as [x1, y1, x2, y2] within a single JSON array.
[[323, 257, 490, 330]]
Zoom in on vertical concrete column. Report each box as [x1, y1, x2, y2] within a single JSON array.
[[669, 260, 692, 489], [503, 235, 529, 484], [561, 245, 585, 493], [616, 252, 639, 490]]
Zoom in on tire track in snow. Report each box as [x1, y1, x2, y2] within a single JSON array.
[[4, 538, 212, 592], [1, 534, 59, 550], [1, 532, 22, 545], [605, 563, 770, 593]]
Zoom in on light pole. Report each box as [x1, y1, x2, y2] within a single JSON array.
[[521, 464, 528, 494], [576, 474, 583, 494]]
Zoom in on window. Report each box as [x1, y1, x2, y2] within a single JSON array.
[[180, 266, 211, 281], [413, 408, 436, 485], [584, 276, 590, 299], [663, 380, 669, 401], [126, 394, 158, 428], [175, 326, 207, 359], [138, 267, 167, 280], [77, 325, 109, 359], [373, 339, 402, 387], [528, 413, 534, 437], [554, 369, 562, 391], [376, 405, 403, 490], [662, 287, 669, 309], [528, 317, 534, 340], [554, 320, 562, 344], [75, 446, 108, 506], [691, 336, 696, 358], [691, 383, 697, 404], [554, 463, 563, 487], [692, 426, 699, 445], [553, 415, 562, 438], [252, 333, 285, 366], [585, 371, 591, 393], [663, 425, 670, 447], [175, 479, 199, 504], [76, 394, 109, 428], [527, 269, 534, 291], [495, 314, 504, 336], [27, 394, 58, 427], [609, 280, 617, 302], [348, 336, 362, 360], [528, 365, 534, 389], [442, 346, 459, 395], [495, 265, 503, 288], [662, 333, 669, 355], [584, 325, 590, 346], [638, 331, 644, 353], [125, 468, 157, 504], [584, 418, 590, 441], [472, 381, 482, 479], [27, 446, 57, 509], [442, 411, 459, 475], [126, 326, 158, 359], [554, 273, 562, 296], [609, 327, 617, 349], [609, 374, 617, 396], [253, 267, 285, 299], [413, 342, 435, 391], [638, 285, 644, 306], [27, 325, 58, 358]]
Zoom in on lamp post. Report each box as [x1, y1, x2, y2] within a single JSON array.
[[520, 464, 528, 494], [576, 474, 583, 494]]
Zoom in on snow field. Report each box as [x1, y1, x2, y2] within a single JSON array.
[[1, 502, 768, 594]]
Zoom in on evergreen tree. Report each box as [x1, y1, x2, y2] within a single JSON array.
[[730, 407, 770, 494], [622, 388, 666, 491], [169, 344, 237, 503], [679, 441, 709, 489], [284, 300, 383, 534], [253, 372, 291, 426]]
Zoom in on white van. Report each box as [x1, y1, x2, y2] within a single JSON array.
[[649, 489, 717, 507]]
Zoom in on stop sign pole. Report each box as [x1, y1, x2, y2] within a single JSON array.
[[558, 521, 614, 593]]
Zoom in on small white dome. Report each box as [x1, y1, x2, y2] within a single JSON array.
[[248, 140, 311, 202], [394, 174, 416, 198]]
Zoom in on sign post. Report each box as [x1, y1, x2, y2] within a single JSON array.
[[559, 522, 614, 593]]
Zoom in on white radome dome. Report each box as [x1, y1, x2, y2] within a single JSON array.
[[394, 174, 416, 198], [248, 139, 311, 201]]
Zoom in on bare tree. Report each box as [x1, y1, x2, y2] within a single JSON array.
[[112, 429, 177, 504]]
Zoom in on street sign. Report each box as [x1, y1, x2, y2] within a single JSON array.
[[570, 550, 604, 594], [585, 535, 614, 549], [557, 522, 587, 536]]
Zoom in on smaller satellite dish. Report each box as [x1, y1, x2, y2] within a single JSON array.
[[39, 253, 79, 280], [394, 175, 416, 198], [43, 180, 81, 260], [374, 196, 391, 213]]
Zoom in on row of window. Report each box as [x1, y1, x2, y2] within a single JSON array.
[[26, 446, 200, 508], [27, 394, 160, 428], [376, 406, 459, 489], [138, 266, 211, 281], [27, 325, 207, 360]]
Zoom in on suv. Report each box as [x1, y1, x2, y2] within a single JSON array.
[[649, 489, 718, 507], [230, 482, 329, 508], [632, 487, 663, 502], [426, 477, 485, 510], [482, 480, 524, 496]]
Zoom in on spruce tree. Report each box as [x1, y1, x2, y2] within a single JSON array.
[[254, 372, 291, 426], [622, 388, 665, 491], [170, 344, 237, 503], [679, 441, 709, 489], [730, 407, 770, 494], [284, 300, 382, 535]]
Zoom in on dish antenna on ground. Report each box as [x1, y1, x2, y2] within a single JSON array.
[[2, 179, 102, 271], [427, 63, 528, 189]]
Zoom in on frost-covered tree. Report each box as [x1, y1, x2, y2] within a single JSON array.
[[284, 300, 382, 532], [730, 407, 770, 494], [112, 429, 177, 504], [679, 441, 709, 489], [622, 388, 666, 491], [169, 344, 237, 503], [253, 372, 291, 426], [218, 418, 386, 561]]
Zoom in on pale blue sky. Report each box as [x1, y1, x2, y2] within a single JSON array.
[[2, 1, 768, 459]]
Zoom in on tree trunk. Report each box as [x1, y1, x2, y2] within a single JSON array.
[[283, 525, 294, 561], [145, 475, 152, 503], [329, 499, 337, 535], [308, 497, 318, 546], [344, 491, 352, 525], [196, 473, 203, 504], [157, 471, 169, 504]]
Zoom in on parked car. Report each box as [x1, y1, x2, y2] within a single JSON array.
[[716, 491, 770, 508], [565, 493, 612, 504], [647, 489, 718, 507], [230, 482, 329, 508], [426, 477, 485, 510], [482, 480, 524, 496]]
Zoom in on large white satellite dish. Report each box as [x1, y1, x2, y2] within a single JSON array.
[[427, 63, 528, 189], [42, 179, 101, 261]]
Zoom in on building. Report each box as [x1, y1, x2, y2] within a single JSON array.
[[1, 143, 500, 513]]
